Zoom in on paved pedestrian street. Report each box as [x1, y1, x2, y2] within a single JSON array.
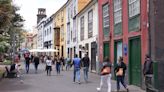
[[0, 64, 145, 92]]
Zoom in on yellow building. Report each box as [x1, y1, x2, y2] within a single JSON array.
[[53, 2, 67, 58]]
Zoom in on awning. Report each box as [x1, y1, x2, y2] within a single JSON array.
[[29, 49, 58, 52]]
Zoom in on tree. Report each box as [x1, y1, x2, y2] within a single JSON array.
[[0, 0, 25, 59], [0, 0, 12, 33]]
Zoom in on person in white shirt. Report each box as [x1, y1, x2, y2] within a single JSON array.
[[46, 56, 52, 76]]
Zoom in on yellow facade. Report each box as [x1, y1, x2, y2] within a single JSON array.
[[78, 0, 91, 12], [53, 3, 67, 58]]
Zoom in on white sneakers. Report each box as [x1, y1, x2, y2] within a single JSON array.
[[96, 87, 101, 91]]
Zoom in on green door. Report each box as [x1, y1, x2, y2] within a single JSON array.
[[129, 37, 141, 86], [103, 42, 109, 59]]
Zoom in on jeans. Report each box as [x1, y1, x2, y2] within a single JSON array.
[[34, 64, 38, 73], [116, 76, 127, 90], [75, 68, 80, 82], [73, 68, 76, 82], [56, 64, 60, 74], [99, 74, 112, 92], [83, 67, 89, 82], [46, 66, 51, 76], [25, 64, 30, 73]]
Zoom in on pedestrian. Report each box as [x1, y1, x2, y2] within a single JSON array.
[[114, 56, 128, 92], [56, 56, 61, 75], [60, 56, 65, 71], [97, 57, 112, 92], [66, 57, 71, 71], [46, 56, 52, 76], [72, 54, 81, 84], [81, 54, 90, 83], [143, 55, 153, 90], [24, 52, 31, 74], [33, 55, 40, 73]]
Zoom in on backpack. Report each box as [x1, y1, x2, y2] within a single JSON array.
[[10, 64, 16, 72]]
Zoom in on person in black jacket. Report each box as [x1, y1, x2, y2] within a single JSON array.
[[143, 55, 153, 76], [33, 55, 40, 73], [81, 54, 90, 83], [114, 56, 128, 92], [143, 55, 153, 90]]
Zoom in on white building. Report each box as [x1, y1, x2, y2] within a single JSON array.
[[66, 0, 90, 59], [37, 18, 46, 49], [36, 8, 47, 49], [43, 16, 54, 56], [66, 0, 78, 59], [77, 0, 98, 72]]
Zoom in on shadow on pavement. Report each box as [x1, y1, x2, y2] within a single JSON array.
[[0, 78, 32, 92]]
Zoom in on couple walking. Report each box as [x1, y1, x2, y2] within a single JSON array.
[[72, 54, 90, 84], [97, 56, 128, 92], [45, 56, 64, 76]]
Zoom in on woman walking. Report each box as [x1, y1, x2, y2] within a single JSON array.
[[46, 56, 52, 76], [97, 57, 112, 92], [114, 56, 128, 92]]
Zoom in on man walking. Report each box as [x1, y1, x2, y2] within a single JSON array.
[[81, 54, 90, 83], [33, 55, 40, 73], [24, 52, 30, 74], [143, 55, 153, 91], [72, 54, 81, 84]]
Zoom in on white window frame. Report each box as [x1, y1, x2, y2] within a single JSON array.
[[80, 16, 84, 41], [129, 0, 140, 18], [114, 0, 122, 24], [88, 9, 93, 38], [103, 4, 109, 29]]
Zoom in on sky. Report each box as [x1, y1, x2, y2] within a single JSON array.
[[13, 0, 67, 31]]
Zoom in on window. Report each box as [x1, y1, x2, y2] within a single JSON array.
[[47, 29, 49, 35], [67, 23, 70, 44], [80, 16, 84, 41], [88, 10, 93, 38], [114, 0, 122, 24], [129, 0, 140, 18], [50, 27, 51, 34], [61, 25, 64, 41], [68, 8, 70, 21], [114, 0, 122, 35], [102, 4, 109, 37], [128, 0, 140, 31], [73, 19, 76, 42]]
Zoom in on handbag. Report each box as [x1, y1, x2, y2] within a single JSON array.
[[116, 68, 123, 76], [101, 67, 111, 75]]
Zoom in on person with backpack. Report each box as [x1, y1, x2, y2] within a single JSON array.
[[97, 57, 112, 92], [72, 54, 81, 84], [24, 52, 31, 74], [114, 56, 128, 92], [81, 54, 90, 83]]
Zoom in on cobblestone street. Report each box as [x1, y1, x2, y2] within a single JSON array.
[[0, 63, 145, 92]]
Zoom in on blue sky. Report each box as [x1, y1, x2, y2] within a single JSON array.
[[13, 0, 67, 31]]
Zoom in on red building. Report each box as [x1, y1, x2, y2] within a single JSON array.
[[98, 0, 149, 87]]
